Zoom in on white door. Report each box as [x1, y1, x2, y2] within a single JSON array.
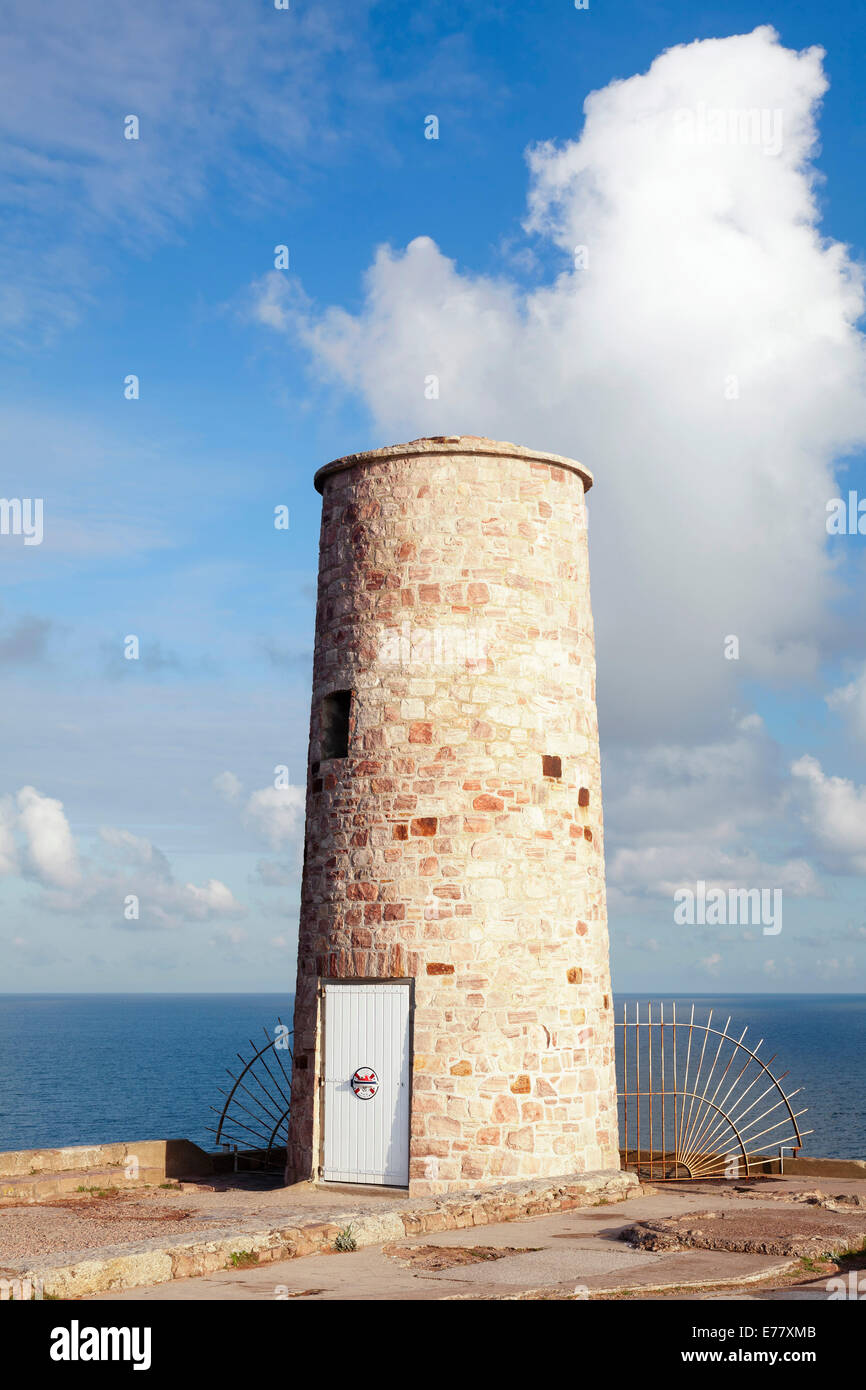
[[322, 981, 411, 1186]]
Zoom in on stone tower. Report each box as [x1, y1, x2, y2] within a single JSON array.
[[286, 437, 620, 1194]]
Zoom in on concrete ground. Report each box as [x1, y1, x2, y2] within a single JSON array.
[[0, 1175, 428, 1263], [86, 1177, 866, 1302]]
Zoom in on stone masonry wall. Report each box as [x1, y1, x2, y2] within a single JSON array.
[[286, 437, 620, 1194]]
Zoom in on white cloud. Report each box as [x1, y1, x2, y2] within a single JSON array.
[[0, 784, 245, 929], [183, 879, 244, 919], [604, 718, 820, 901], [259, 25, 866, 745], [827, 666, 866, 742], [610, 842, 818, 901], [0, 796, 19, 877], [16, 785, 81, 888], [98, 826, 171, 876], [60, 859, 245, 931], [245, 25, 866, 923], [604, 717, 778, 839], [791, 755, 866, 874], [243, 785, 306, 850]]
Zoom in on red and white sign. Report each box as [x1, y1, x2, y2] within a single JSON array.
[[350, 1066, 379, 1100]]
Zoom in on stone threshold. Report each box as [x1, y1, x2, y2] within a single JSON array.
[[11, 1168, 637, 1300]]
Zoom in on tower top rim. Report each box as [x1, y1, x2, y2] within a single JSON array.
[[313, 436, 593, 494]]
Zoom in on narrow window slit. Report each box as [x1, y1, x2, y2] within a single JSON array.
[[321, 690, 352, 760]]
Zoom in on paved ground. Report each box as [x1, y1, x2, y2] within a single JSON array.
[[86, 1177, 866, 1302], [0, 1175, 430, 1263], [0, 1194, 211, 1262]]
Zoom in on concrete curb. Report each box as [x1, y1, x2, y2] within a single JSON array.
[[12, 1169, 638, 1299]]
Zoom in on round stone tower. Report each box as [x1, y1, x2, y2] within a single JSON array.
[[286, 436, 619, 1194]]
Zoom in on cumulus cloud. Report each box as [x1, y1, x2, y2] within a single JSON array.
[[604, 716, 778, 840], [243, 785, 306, 850], [16, 786, 81, 888], [0, 796, 20, 877], [791, 755, 866, 874], [184, 880, 243, 918], [78, 838, 245, 930], [827, 666, 866, 743], [0, 784, 244, 929], [98, 826, 172, 877], [609, 842, 818, 902], [604, 717, 820, 901], [244, 25, 866, 932], [256, 25, 866, 745], [55, 859, 245, 931]]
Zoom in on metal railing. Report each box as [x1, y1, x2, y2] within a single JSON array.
[[616, 1002, 811, 1180], [208, 1020, 293, 1169]]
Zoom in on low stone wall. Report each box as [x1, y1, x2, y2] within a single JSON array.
[[773, 1156, 866, 1179], [0, 1139, 218, 1183], [0, 1145, 166, 1178]]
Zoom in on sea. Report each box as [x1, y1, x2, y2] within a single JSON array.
[[0, 993, 863, 1158]]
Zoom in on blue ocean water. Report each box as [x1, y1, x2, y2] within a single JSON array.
[[0, 993, 863, 1158], [0, 994, 293, 1153]]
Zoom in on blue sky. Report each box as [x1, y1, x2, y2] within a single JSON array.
[[2, 0, 866, 993]]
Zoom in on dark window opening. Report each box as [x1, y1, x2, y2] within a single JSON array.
[[321, 690, 352, 760], [542, 754, 562, 780]]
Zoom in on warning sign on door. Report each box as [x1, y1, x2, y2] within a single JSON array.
[[351, 1066, 379, 1100]]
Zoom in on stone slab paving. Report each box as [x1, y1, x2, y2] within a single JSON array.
[[10, 1174, 866, 1302], [83, 1177, 863, 1302], [88, 1210, 791, 1302], [1, 1169, 637, 1298]]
